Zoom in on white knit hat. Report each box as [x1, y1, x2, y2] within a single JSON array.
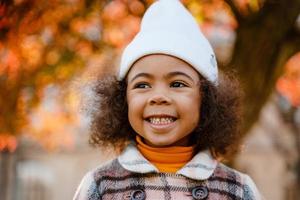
[[118, 0, 218, 84]]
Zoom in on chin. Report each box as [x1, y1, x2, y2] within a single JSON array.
[[144, 138, 169, 147], [149, 140, 174, 147]]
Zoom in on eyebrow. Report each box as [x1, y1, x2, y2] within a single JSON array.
[[129, 73, 153, 83], [165, 71, 194, 82], [128, 71, 195, 83]]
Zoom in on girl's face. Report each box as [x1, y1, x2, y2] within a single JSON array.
[[126, 54, 201, 147]]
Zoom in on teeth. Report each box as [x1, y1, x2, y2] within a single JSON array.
[[149, 117, 174, 125]]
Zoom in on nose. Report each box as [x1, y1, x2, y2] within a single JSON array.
[[148, 92, 171, 105]]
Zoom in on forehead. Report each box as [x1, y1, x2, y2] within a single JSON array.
[[126, 54, 200, 79]]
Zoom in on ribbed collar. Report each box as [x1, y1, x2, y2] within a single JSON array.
[[136, 136, 195, 173], [118, 142, 217, 180]]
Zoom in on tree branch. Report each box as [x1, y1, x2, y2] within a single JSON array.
[[275, 29, 300, 71], [224, 0, 243, 23]]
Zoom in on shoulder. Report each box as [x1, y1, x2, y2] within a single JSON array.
[[92, 159, 131, 180], [211, 163, 263, 200], [73, 159, 130, 200]]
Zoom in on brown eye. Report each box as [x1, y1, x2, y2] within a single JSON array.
[[170, 81, 187, 88], [134, 83, 150, 89]]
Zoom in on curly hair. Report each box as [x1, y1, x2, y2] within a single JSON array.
[[88, 72, 243, 159]]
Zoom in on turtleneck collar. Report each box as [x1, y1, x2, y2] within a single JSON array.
[[136, 135, 195, 173]]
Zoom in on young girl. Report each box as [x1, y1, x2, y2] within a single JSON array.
[[74, 0, 262, 199]]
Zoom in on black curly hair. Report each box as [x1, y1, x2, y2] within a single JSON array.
[[88, 71, 243, 159]]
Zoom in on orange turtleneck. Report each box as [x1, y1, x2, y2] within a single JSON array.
[[136, 136, 195, 173]]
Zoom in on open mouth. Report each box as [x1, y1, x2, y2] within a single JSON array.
[[145, 116, 177, 125]]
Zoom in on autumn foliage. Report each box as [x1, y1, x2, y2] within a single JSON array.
[[0, 0, 298, 152], [277, 53, 300, 107]]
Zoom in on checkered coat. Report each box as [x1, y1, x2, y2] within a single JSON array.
[[73, 143, 262, 200]]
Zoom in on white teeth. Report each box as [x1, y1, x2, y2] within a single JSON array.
[[148, 117, 174, 125]]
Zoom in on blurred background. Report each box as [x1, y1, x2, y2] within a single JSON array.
[[0, 0, 299, 199]]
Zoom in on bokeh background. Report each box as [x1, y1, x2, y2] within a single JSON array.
[[0, 0, 300, 199]]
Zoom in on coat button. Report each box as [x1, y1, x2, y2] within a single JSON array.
[[130, 189, 146, 200], [192, 186, 208, 200]]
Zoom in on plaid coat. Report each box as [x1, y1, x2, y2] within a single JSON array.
[[73, 143, 262, 200]]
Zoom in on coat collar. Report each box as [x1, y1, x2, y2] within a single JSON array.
[[118, 143, 217, 180]]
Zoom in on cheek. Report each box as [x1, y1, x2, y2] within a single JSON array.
[[127, 95, 144, 123], [127, 101, 137, 120], [182, 93, 201, 123], [127, 100, 145, 135], [127, 103, 138, 132]]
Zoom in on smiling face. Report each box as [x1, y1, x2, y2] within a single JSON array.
[[126, 54, 202, 147]]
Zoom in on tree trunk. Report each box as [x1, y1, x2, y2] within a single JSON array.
[[0, 151, 17, 200], [290, 107, 300, 199], [225, 0, 300, 134]]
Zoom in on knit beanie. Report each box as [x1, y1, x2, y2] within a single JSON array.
[[118, 0, 218, 84]]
